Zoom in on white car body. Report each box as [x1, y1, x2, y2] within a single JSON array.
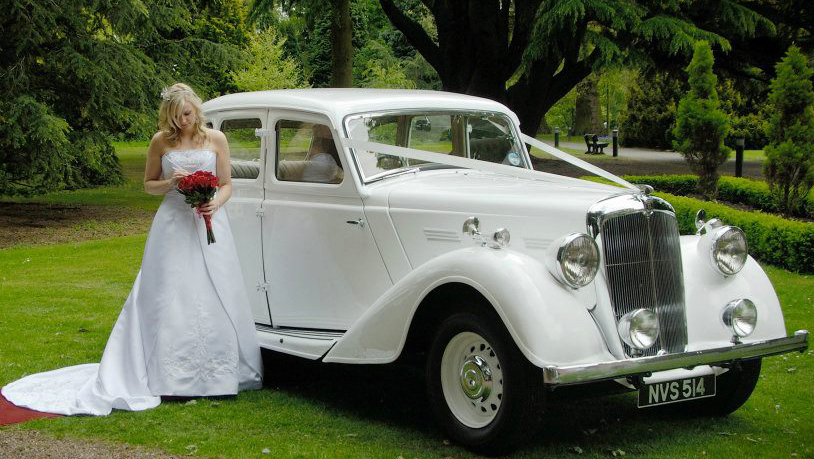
[[202, 88, 807, 449]]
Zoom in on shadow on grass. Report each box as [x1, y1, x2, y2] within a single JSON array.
[[260, 350, 753, 456]]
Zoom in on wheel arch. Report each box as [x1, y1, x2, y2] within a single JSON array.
[[322, 247, 611, 367]]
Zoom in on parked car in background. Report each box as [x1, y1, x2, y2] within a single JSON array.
[[202, 89, 808, 453]]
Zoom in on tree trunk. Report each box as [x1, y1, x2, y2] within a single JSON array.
[[378, 0, 594, 135], [330, 0, 353, 88], [538, 116, 551, 135], [573, 73, 602, 135]]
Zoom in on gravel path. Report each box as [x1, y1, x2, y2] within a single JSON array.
[[0, 429, 186, 459]]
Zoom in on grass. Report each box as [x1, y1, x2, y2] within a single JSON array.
[[0, 234, 811, 458], [734, 150, 766, 161], [0, 141, 162, 211], [0, 139, 809, 457]]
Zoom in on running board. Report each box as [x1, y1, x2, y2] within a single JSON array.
[[255, 324, 345, 360]]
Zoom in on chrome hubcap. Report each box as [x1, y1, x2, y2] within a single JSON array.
[[460, 355, 492, 400], [441, 331, 504, 428]]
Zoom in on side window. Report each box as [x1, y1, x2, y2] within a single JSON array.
[[222, 118, 262, 180], [276, 121, 343, 184]]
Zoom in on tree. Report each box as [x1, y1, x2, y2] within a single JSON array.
[[573, 74, 603, 135], [377, 0, 768, 135], [249, 0, 354, 87], [672, 41, 731, 199], [763, 47, 814, 217], [619, 70, 685, 149], [232, 27, 310, 90], [0, 0, 251, 196]]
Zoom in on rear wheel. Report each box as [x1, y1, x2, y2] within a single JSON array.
[[426, 310, 543, 453]]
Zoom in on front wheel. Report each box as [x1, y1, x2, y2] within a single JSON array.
[[426, 311, 543, 453], [662, 359, 762, 416]]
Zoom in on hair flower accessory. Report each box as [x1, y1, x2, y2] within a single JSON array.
[[160, 86, 192, 101]]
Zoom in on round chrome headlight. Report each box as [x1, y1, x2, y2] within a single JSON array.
[[617, 309, 660, 350], [711, 226, 748, 275], [722, 299, 757, 338], [547, 233, 600, 289]]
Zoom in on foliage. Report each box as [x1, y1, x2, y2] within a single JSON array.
[[673, 41, 731, 199], [717, 79, 768, 150], [619, 70, 684, 149], [545, 89, 577, 135], [660, 192, 814, 273], [0, 0, 251, 197], [379, 0, 770, 136], [231, 27, 309, 91], [763, 47, 814, 217], [619, 175, 814, 218]]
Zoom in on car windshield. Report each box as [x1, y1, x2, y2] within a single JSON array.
[[345, 111, 529, 182]]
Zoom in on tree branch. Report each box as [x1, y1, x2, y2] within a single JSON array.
[[378, 0, 442, 72]]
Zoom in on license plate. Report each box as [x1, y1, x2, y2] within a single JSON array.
[[638, 374, 716, 408]]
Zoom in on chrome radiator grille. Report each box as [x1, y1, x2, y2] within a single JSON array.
[[600, 210, 687, 357]]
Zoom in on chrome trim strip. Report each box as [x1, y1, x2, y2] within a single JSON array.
[[543, 330, 809, 386]]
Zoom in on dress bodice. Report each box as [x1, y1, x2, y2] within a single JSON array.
[[161, 149, 217, 180]]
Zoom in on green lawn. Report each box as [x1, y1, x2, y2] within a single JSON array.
[[0, 141, 162, 211], [0, 234, 811, 458]]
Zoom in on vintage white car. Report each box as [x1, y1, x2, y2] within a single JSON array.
[[202, 89, 808, 452]]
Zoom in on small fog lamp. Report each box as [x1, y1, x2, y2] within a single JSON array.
[[722, 299, 757, 338], [617, 309, 660, 350]]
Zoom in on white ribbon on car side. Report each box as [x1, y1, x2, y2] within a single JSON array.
[[338, 135, 637, 191]]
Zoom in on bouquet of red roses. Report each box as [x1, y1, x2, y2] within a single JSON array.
[[178, 170, 219, 244]]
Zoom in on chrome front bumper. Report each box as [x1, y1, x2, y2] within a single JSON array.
[[544, 330, 809, 386]]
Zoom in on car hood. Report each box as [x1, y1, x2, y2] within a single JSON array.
[[375, 170, 630, 268], [385, 170, 621, 216]]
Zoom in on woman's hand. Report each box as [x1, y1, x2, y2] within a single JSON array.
[[198, 198, 220, 217], [170, 169, 189, 187]]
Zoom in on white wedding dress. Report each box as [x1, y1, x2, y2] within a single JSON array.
[[2, 149, 263, 415]]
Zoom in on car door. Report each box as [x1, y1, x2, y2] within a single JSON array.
[[262, 110, 392, 330], [213, 110, 272, 325]]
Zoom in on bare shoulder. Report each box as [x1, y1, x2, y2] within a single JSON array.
[[148, 131, 170, 156], [206, 128, 229, 154]]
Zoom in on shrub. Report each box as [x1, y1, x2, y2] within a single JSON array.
[[620, 175, 814, 218], [658, 192, 814, 273], [672, 41, 731, 199], [763, 46, 814, 217]]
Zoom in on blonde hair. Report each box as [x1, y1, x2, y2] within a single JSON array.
[[158, 83, 208, 146]]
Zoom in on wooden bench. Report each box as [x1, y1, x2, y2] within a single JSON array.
[[583, 134, 609, 154]]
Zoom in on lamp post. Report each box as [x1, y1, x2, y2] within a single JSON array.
[[612, 129, 619, 157], [554, 126, 560, 148], [735, 137, 745, 177]]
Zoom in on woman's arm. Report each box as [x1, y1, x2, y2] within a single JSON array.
[[199, 130, 232, 217], [143, 132, 186, 195]]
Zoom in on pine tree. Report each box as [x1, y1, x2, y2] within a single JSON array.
[[672, 41, 731, 199], [763, 47, 814, 217]]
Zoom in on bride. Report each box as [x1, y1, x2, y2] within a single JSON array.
[[1, 83, 264, 415]]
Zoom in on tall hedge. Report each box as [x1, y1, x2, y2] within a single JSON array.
[[660, 193, 814, 273]]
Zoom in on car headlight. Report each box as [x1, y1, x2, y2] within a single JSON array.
[[546, 233, 600, 289], [710, 226, 748, 275], [722, 299, 757, 338], [617, 308, 660, 350]]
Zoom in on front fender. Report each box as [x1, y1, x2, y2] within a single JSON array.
[[322, 246, 613, 367], [680, 235, 787, 350]]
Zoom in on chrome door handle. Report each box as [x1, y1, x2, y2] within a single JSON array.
[[346, 218, 365, 228]]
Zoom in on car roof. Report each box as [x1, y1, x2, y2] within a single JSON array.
[[201, 88, 521, 127]]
